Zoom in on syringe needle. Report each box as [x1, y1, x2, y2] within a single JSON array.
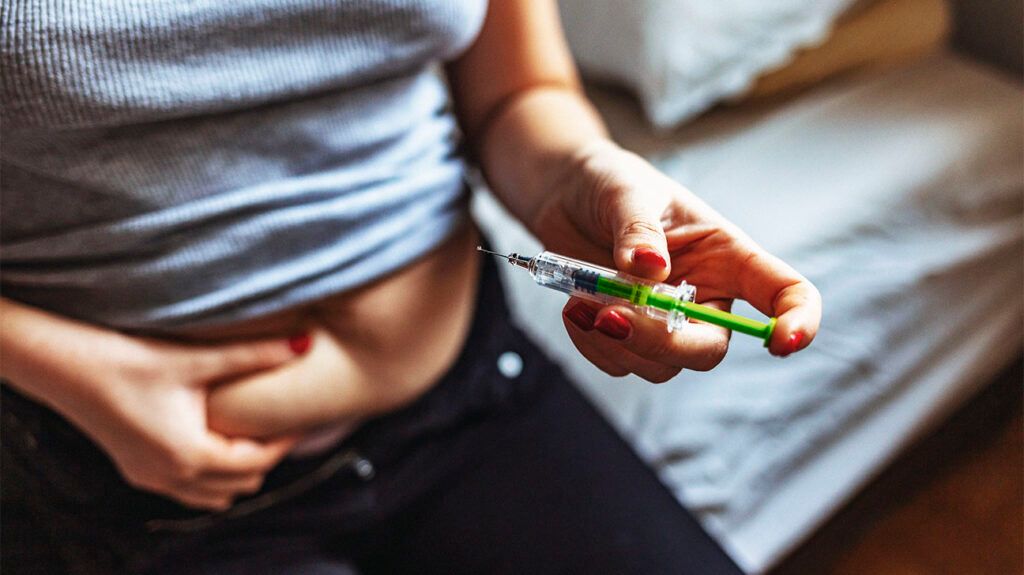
[[477, 247, 533, 271], [476, 246, 510, 258]]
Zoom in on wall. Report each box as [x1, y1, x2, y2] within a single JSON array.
[[951, 0, 1023, 78]]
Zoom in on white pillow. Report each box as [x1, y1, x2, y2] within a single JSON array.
[[558, 0, 856, 129]]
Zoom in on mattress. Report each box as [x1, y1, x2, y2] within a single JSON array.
[[472, 52, 1023, 573]]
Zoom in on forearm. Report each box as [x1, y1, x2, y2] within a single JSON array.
[[446, 0, 611, 233], [476, 87, 609, 231], [2, 300, 304, 510], [0, 297, 111, 414]]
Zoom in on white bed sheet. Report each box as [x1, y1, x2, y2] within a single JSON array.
[[472, 52, 1023, 573]]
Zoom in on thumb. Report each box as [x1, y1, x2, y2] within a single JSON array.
[[608, 190, 671, 281], [188, 332, 312, 385], [202, 434, 301, 474]]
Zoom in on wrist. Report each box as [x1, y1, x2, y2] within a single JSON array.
[[476, 86, 611, 227], [525, 139, 628, 243]]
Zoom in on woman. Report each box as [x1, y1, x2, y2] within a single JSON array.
[[0, 1, 820, 573]]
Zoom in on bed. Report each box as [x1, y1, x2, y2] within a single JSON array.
[[471, 49, 1023, 573]]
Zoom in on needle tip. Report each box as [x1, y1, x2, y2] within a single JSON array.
[[476, 246, 509, 258]]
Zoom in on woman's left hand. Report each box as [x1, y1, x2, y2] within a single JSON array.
[[531, 140, 822, 382]]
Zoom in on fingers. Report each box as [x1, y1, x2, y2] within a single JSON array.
[[172, 472, 267, 510], [766, 280, 822, 357], [734, 250, 823, 357], [173, 490, 236, 512], [166, 436, 296, 510], [563, 299, 731, 382], [564, 310, 681, 383], [142, 436, 296, 511], [571, 144, 672, 280], [199, 435, 299, 477], [172, 480, 261, 511], [607, 188, 672, 282], [199, 473, 266, 495], [594, 304, 731, 372], [196, 436, 298, 507], [562, 302, 630, 377], [185, 333, 313, 384], [564, 311, 678, 382]]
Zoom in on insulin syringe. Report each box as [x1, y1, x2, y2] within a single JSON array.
[[479, 247, 776, 346]]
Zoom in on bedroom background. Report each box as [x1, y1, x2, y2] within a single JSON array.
[[472, 0, 1023, 573]]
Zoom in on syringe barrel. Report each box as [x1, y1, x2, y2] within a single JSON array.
[[529, 251, 696, 332]]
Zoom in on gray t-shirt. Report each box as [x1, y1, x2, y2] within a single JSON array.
[[1, 0, 487, 332]]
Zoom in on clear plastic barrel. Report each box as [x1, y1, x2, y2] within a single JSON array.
[[529, 251, 696, 332]]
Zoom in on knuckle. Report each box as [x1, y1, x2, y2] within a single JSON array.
[[183, 353, 217, 380], [640, 366, 681, 384], [691, 356, 720, 373], [621, 219, 663, 239], [123, 472, 155, 491], [691, 341, 729, 372], [211, 497, 234, 511], [598, 363, 630, 377], [247, 446, 281, 469], [169, 452, 203, 482], [739, 249, 764, 272], [575, 141, 620, 179], [182, 495, 220, 511], [711, 338, 730, 362], [644, 336, 679, 365], [115, 346, 165, 383], [249, 457, 276, 475], [173, 494, 198, 508], [220, 348, 254, 372], [242, 476, 265, 494]]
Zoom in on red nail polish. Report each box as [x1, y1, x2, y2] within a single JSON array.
[[288, 333, 312, 355], [566, 303, 597, 331], [595, 310, 631, 340], [786, 332, 804, 355], [633, 247, 668, 269]]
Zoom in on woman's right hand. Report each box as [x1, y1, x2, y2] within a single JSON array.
[[83, 335, 307, 511], [0, 298, 305, 511]]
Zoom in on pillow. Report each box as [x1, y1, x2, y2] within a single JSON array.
[[558, 0, 857, 129], [745, 0, 950, 100]]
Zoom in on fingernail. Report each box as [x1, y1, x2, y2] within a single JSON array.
[[595, 310, 632, 340], [633, 247, 667, 269], [783, 332, 804, 356], [566, 303, 597, 331], [288, 333, 312, 355]]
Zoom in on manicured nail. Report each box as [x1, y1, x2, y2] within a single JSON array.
[[566, 303, 597, 331], [595, 310, 632, 340], [288, 333, 312, 355], [633, 247, 668, 269], [784, 332, 804, 356]]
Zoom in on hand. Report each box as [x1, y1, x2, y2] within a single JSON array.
[[0, 301, 304, 511], [532, 140, 822, 382], [85, 335, 304, 510]]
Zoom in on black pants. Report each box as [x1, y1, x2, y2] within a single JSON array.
[[2, 253, 742, 575]]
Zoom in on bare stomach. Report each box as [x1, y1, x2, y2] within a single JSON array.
[[178, 224, 481, 440]]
